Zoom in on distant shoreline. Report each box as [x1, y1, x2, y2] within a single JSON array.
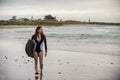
[[1, 15, 120, 27], [0, 23, 120, 28]]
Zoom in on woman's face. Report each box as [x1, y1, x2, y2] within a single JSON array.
[[37, 28, 43, 34]]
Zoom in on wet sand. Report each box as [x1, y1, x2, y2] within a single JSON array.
[[0, 39, 120, 80]]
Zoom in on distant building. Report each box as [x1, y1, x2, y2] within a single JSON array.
[[44, 14, 57, 21], [31, 16, 33, 21], [60, 18, 62, 22], [12, 16, 17, 20], [10, 16, 17, 22], [18, 18, 29, 22]]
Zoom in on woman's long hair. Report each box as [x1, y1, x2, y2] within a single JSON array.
[[34, 26, 44, 39]]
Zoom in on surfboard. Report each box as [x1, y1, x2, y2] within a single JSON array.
[[25, 39, 34, 58]]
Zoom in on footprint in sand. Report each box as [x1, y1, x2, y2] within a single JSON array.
[[58, 60, 60, 62], [27, 60, 30, 62], [59, 63, 62, 65], [58, 72, 62, 74], [67, 61, 69, 64], [31, 61, 33, 63], [15, 59, 18, 62], [19, 65, 21, 67], [4, 56, 8, 59], [22, 56, 24, 58]]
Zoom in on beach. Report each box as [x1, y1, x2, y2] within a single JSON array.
[[0, 39, 120, 80], [0, 25, 120, 80]]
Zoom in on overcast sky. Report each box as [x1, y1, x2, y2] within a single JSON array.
[[0, 0, 120, 22]]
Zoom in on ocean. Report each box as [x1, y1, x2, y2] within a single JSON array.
[[0, 24, 120, 56]]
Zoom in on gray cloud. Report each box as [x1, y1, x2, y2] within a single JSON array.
[[0, 0, 120, 22]]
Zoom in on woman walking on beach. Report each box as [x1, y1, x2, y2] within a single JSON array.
[[31, 26, 47, 75]]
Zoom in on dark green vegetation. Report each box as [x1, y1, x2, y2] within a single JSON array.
[[0, 14, 120, 26]]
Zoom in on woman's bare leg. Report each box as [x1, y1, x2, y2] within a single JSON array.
[[38, 51, 43, 72], [33, 52, 38, 73]]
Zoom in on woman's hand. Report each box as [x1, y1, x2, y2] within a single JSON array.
[[45, 52, 47, 57]]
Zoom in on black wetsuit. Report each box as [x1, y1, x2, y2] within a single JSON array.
[[32, 34, 47, 53]]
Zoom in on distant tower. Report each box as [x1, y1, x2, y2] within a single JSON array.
[[88, 18, 91, 23]]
